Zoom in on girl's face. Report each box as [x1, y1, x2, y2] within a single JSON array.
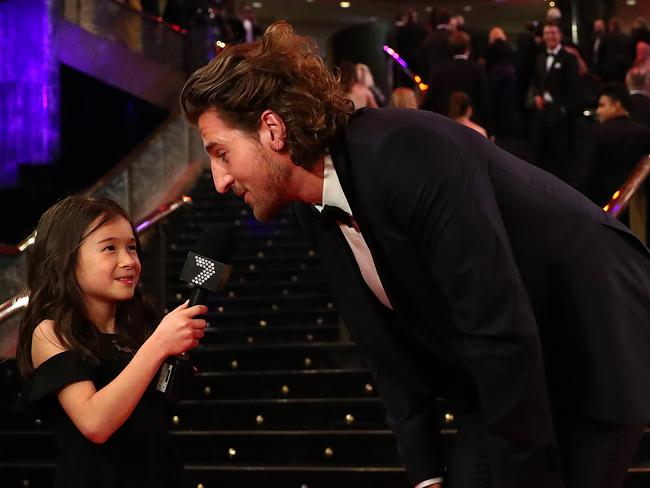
[[75, 216, 141, 309]]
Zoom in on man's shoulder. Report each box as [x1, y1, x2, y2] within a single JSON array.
[[340, 108, 486, 172], [603, 116, 650, 139], [344, 108, 456, 141]]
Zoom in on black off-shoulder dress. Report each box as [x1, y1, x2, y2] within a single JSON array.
[[15, 334, 183, 488]]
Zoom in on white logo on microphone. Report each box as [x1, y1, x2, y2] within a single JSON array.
[[192, 256, 216, 285]]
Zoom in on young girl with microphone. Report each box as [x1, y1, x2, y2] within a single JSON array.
[[15, 195, 207, 487]]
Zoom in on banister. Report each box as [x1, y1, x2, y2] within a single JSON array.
[[603, 155, 650, 218]]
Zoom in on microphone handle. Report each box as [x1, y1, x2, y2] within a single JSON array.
[[178, 287, 206, 359], [188, 287, 207, 307]]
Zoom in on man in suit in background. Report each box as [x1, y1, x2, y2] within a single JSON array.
[[626, 67, 650, 127], [530, 21, 581, 183], [600, 18, 633, 83], [585, 19, 606, 76], [585, 82, 650, 207], [418, 7, 453, 86], [421, 30, 491, 133], [181, 21, 650, 488], [392, 8, 428, 89]]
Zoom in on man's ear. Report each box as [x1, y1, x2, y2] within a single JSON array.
[[259, 110, 287, 152]]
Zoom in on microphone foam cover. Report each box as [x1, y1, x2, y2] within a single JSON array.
[[195, 223, 234, 263]]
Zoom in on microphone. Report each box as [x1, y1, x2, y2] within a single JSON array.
[[156, 223, 234, 402], [181, 222, 234, 307]]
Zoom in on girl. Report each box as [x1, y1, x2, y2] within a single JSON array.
[[448, 91, 489, 138], [15, 195, 207, 487]]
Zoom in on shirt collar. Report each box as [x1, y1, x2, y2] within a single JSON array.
[[453, 54, 469, 60], [629, 89, 647, 96], [315, 154, 353, 216]]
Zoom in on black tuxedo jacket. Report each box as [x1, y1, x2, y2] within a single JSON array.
[[419, 28, 453, 84], [293, 109, 650, 488], [530, 47, 580, 114]]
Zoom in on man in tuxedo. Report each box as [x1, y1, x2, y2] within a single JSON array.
[[530, 21, 581, 183], [180, 21, 650, 488], [421, 30, 491, 133]]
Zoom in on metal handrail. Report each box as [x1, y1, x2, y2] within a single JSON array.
[[109, 0, 188, 35], [0, 194, 192, 325], [603, 155, 650, 218]]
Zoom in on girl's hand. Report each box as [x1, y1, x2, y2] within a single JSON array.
[[150, 301, 208, 356]]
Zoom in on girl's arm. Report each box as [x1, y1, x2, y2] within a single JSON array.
[[31, 301, 207, 444]]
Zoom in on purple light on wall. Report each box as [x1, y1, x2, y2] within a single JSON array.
[[0, 0, 60, 187]]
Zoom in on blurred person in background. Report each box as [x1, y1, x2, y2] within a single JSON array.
[[339, 62, 378, 110], [356, 63, 387, 107], [584, 82, 650, 208], [448, 91, 488, 138], [389, 87, 419, 109], [483, 27, 520, 136], [626, 67, 650, 127]]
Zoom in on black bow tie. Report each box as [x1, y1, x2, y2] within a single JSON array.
[[319, 205, 353, 228]]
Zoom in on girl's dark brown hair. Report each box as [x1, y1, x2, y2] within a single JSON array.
[[338, 62, 358, 93], [16, 195, 157, 375], [180, 21, 354, 169], [448, 91, 472, 119]]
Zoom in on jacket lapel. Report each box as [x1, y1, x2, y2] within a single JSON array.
[[327, 124, 400, 311]]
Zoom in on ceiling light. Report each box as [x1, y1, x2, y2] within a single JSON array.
[[252, 2, 263, 7], [340, 1, 351, 8]]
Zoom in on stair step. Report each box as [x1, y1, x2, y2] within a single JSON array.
[[192, 369, 375, 399], [200, 324, 341, 344], [168, 398, 388, 430], [172, 430, 407, 465], [168, 309, 340, 328], [190, 343, 366, 371], [165, 294, 336, 312]]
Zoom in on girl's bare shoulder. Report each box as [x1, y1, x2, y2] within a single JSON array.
[[32, 320, 68, 369]]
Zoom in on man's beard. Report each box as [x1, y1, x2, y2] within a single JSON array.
[[248, 153, 291, 222]]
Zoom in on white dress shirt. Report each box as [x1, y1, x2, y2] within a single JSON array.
[[315, 155, 443, 488]]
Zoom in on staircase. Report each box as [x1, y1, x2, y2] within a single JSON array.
[[161, 172, 411, 487]]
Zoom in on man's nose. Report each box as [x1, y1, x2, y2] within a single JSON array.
[[211, 164, 234, 194]]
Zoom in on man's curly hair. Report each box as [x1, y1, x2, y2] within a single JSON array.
[[180, 21, 354, 169]]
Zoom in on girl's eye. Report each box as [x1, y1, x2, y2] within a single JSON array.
[[102, 245, 115, 252], [127, 245, 138, 252]]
